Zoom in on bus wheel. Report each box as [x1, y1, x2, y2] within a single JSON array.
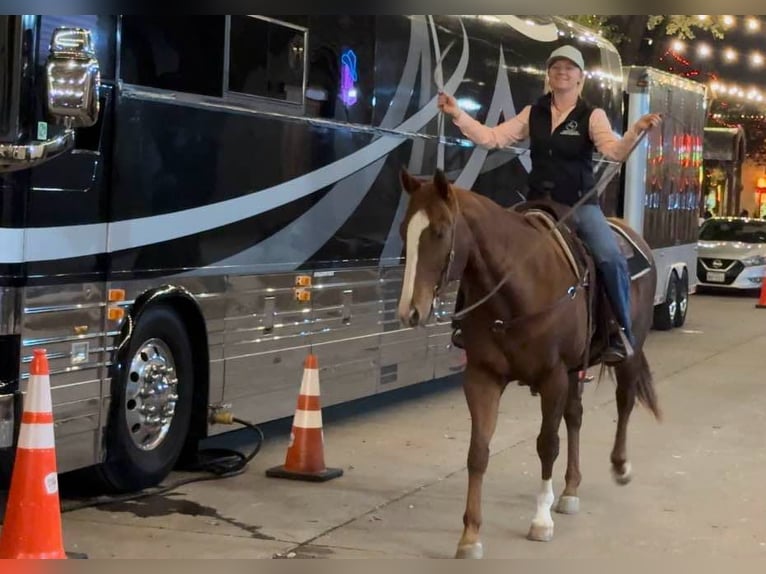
[[673, 270, 689, 328], [652, 271, 678, 331], [98, 304, 194, 492]]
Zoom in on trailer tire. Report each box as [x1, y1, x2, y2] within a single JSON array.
[[673, 270, 689, 328], [653, 271, 678, 331], [97, 305, 194, 493]]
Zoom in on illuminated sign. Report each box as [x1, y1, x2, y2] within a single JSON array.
[[340, 49, 358, 107]]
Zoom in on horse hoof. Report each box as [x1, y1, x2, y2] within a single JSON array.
[[611, 461, 632, 485], [455, 542, 483, 559], [527, 522, 554, 542], [555, 495, 580, 515]]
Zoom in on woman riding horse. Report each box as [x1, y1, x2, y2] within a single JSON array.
[[437, 45, 661, 362]]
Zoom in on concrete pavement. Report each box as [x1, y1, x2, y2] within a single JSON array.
[[11, 292, 766, 558]]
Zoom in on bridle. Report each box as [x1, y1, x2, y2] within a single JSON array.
[[433, 195, 461, 302]]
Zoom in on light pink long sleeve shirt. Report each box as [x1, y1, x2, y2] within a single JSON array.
[[452, 102, 640, 161]]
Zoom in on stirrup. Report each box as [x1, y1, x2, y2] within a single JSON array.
[[451, 327, 465, 349]]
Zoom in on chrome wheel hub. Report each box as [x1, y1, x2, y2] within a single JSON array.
[[125, 338, 179, 451], [668, 283, 678, 319], [678, 289, 688, 317]]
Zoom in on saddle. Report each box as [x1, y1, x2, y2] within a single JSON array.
[[512, 199, 652, 372]]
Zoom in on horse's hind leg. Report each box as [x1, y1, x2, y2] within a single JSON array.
[[528, 365, 568, 542], [556, 371, 584, 515], [456, 365, 504, 559], [610, 354, 639, 485]]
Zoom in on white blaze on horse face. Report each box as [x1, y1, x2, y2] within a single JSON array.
[[398, 209, 431, 323]]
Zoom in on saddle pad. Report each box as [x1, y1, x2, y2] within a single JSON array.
[[523, 210, 582, 280], [607, 220, 652, 280], [523, 210, 651, 282]]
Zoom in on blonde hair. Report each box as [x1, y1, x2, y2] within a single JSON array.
[[544, 70, 585, 96]]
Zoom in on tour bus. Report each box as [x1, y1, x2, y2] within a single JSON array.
[[0, 15, 704, 491]]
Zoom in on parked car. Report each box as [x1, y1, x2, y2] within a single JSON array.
[[697, 217, 766, 289]]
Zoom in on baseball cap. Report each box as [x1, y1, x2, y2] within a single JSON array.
[[546, 45, 585, 70]]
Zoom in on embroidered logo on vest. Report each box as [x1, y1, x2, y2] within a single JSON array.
[[560, 120, 580, 136]]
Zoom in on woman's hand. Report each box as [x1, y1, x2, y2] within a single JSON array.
[[635, 113, 662, 132], [437, 91, 461, 118]]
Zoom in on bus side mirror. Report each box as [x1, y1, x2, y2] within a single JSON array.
[[45, 27, 100, 128]]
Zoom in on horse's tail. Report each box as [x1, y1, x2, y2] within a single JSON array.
[[599, 350, 661, 420], [633, 350, 661, 421]]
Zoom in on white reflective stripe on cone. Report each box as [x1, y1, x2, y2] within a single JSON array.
[[293, 409, 323, 429], [17, 423, 56, 449], [25, 374, 53, 413], [298, 369, 320, 397]]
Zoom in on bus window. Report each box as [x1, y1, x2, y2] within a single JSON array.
[[304, 16, 375, 125], [119, 16, 225, 97], [226, 16, 307, 106]]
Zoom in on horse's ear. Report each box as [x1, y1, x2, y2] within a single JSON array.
[[434, 168, 451, 200], [400, 168, 421, 195]]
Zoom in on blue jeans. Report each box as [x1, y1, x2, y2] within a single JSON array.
[[571, 204, 634, 346]]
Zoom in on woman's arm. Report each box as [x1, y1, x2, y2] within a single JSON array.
[[452, 105, 532, 149]]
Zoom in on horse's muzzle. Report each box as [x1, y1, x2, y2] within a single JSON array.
[[398, 304, 422, 328], [401, 307, 419, 327]]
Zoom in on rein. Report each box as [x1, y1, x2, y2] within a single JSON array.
[[434, 128, 649, 324]]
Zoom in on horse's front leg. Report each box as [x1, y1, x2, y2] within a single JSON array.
[[456, 365, 504, 559], [555, 371, 584, 515], [528, 365, 568, 542]]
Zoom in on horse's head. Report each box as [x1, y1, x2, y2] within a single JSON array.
[[397, 168, 467, 328]]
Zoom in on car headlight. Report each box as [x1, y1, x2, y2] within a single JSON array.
[[742, 255, 766, 267]]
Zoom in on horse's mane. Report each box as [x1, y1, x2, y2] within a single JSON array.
[[452, 185, 532, 227]]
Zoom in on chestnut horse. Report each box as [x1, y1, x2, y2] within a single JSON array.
[[396, 168, 661, 558]]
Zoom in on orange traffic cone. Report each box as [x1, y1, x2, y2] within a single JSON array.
[[0, 349, 66, 559], [266, 354, 343, 482], [756, 277, 766, 309]]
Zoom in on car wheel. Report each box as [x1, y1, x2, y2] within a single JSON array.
[[653, 271, 678, 331], [96, 304, 194, 492], [673, 270, 689, 328]]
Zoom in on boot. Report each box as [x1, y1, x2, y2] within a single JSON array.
[[602, 327, 634, 364], [597, 260, 635, 364]]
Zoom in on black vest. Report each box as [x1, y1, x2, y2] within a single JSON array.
[[527, 94, 596, 206]]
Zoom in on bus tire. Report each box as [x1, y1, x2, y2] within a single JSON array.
[[673, 269, 689, 328], [652, 271, 678, 331], [97, 304, 194, 493]]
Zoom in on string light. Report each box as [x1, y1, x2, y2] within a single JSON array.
[[660, 17, 766, 118], [710, 82, 764, 103], [670, 39, 766, 68]]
